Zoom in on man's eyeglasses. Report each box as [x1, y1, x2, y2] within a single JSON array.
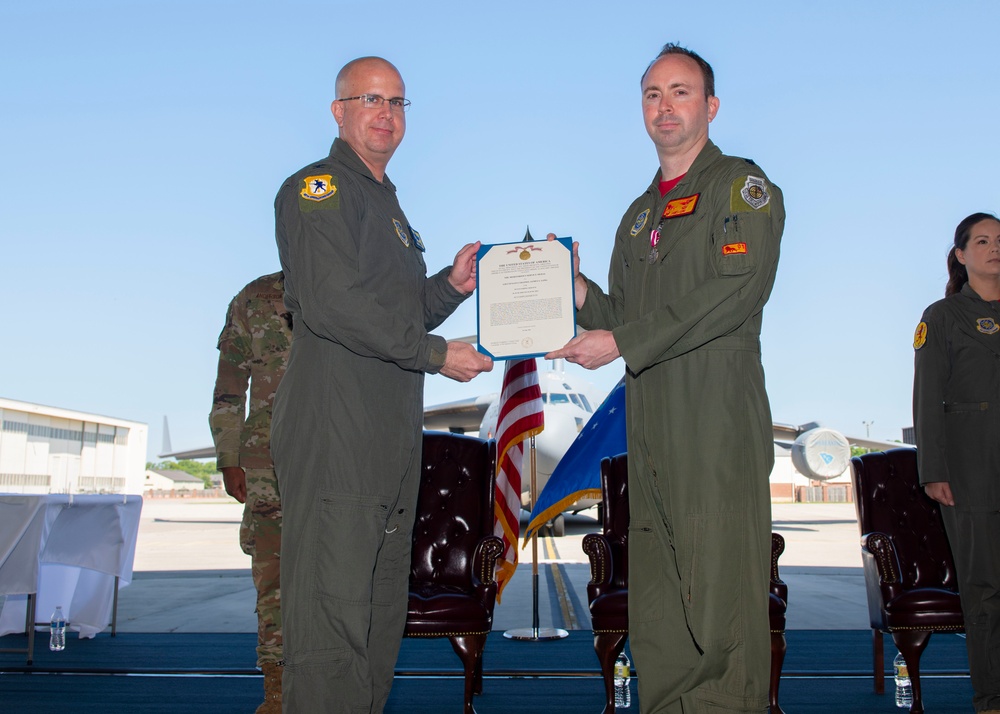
[[336, 94, 411, 113]]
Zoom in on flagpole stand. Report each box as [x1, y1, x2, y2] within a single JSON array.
[[503, 435, 568, 642], [503, 626, 568, 641]]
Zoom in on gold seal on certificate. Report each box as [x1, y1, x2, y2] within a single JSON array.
[[475, 237, 577, 360]]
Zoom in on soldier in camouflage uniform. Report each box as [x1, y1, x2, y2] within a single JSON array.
[[209, 271, 290, 714]]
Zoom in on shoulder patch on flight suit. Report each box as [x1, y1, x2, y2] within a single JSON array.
[[629, 208, 650, 236], [730, 175, 770, 214], [662, 194, 700, 219], [298, 174, 340, 212], [393, 219, 410, 247], [301, 175, 336, 201], [976, 318, 999, 335], [913, 321, 928, 350]]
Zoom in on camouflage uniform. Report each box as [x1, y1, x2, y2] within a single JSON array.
[[209, 271, 290, 666]]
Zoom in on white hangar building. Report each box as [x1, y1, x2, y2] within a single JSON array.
[[0, 397, 147, 494]]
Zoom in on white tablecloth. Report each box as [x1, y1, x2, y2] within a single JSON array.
[[0, 494, 143, 639]]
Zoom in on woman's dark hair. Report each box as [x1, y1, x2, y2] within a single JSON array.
[[946, 212, 1000, 296]]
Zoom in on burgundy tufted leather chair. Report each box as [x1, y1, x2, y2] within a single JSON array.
[[767, 532, 788, 714], [582, 453, 788, 714], [850, 447, 964, 714], [404, 432, 503, 714]]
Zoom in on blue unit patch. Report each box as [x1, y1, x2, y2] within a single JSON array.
[[410, 226, 425, 252], [393, 219, 410, 247], [630, 208, 650, 236]]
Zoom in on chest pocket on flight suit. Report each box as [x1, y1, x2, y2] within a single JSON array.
[[652, 209, 707, 267], [650, 211, 708, 309]]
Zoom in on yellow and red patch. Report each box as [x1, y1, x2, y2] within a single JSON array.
[[722, 242, 747, 255], [661, 193, 700, 219], [913, 321, 928, 350]]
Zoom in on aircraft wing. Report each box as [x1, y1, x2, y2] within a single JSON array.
[[772, 421, 906, 450], [841, 435, 908, 451], [158, 445, 217, 460], [159, 390, 498, 461], [422, 393, 497, 433]]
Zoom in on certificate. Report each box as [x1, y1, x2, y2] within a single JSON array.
[[476, 238, 577, 360]]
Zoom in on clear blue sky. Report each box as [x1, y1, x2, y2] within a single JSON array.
[[2, 1, 997, 460]]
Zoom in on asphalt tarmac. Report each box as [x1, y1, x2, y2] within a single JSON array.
[[114, 498, 867, 634]]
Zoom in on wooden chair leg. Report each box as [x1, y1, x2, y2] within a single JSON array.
[[473, 647, 484, 695], [449, 634, 487, 714], [892, 629, 932, 714], [769, 630, 786, 714], [873, 628, 884, 694], [594, 631, 628, 714]]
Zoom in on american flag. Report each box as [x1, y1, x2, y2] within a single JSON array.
[[493, 358, 544, 601]]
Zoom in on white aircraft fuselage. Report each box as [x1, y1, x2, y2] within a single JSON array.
[[475, 367, 605, 509]]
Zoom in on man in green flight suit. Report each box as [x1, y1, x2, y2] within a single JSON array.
[[548, 44, 784, 712], [271, 56, 493, 713], [209, 271, 290, 714]]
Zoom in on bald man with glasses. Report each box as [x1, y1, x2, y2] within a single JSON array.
[[271, 56, 492, 713]]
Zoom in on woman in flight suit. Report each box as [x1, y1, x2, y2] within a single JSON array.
[[914, 211, 1000, 713]]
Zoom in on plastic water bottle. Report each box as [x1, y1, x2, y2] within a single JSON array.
[[893, 651, 912, 708], [614, 651, 631, 708], [49, 606, 66, 652]]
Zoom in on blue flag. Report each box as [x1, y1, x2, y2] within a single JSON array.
[[522, 377, 627, 542]]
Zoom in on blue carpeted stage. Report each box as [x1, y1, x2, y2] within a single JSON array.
[[0, 630, 974, 713]]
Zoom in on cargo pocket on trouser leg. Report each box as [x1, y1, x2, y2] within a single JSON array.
[[312, 490, 389, 604], [309, 491, 390, 672], [250, 499, 283, 661], [682, 512, 769, 710], [239, 500, 255, 556], [286, 490, 392, 710], [371, 509, 413, 607], [682, 512, 742, 649], [629, 521, 666, 623]]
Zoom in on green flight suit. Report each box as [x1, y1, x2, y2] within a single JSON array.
[[271, 138, 467, 713], [913, 282, 1000, 711], [577, 140, 784, 713], [209, 271, 290, 667]]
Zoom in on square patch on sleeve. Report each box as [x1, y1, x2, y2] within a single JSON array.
[[730, 175, 770, 214]]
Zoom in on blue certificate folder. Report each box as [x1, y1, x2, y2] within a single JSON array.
[[475, 237, 577, 361]]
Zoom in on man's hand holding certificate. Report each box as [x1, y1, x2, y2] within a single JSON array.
[[476, 237, 577, 360]]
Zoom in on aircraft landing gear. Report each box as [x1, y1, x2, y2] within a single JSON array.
[[547, 513, 566, 537]]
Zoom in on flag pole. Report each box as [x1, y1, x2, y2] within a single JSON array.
[[501, 226, 566, 642], [503, 434, 568, 641]]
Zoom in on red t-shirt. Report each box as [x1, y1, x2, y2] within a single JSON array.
[[659, 174, 685, 197]]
